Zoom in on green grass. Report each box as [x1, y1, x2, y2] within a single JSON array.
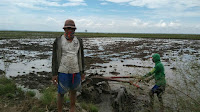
[[80, 102, 99, 112], [40, 86, 57, 106], [0, 77, 56, 111], [0, 31, 200, 39], [76, 32, 200, 39], [31, 106, 45, 112], [0, 77, 16, 96], [26, 91, 36, 97], [80, 102, 88, 110], [88, 104, 99, 112], [0, 31, 62, 39]]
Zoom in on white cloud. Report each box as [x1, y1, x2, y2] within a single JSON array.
[[62, 2, 86, 6], [156, 21, 167, 27], [105, 0, 200, 10], [0, 0, 199, 34], [15, 3, 46, 10], [63, 0, 87, 6], [130, 19, 149, 27], [108, 21, 115, 26], [47, 17, 60, 23], [42, 1, 61, 6], [105, 0, 132, 3], [3, 0, 87, 11], [73, 16, 190, 33], [129, 0, 168, 9], [168, 22, 180, 27], [68, 0, 85, 2], [15, 0, 61, 7], [100, 2, 108, 5], [0, 13, 199, 33], [154, 20, 181, 28]]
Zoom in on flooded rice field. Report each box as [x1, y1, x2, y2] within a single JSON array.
[[0, 37, 200, 111]]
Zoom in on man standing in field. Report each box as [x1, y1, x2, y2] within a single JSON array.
[[52, 19, 85, 112], [141, 53, 166, 112]]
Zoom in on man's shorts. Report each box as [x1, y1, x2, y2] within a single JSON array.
[[151, 85, 165, 96], [58, 72, 81, 94]]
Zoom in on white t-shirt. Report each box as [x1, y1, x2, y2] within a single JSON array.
[[58, 35, 80, 74]]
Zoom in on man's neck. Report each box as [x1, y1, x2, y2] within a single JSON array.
[[67, 39, 73, 42]]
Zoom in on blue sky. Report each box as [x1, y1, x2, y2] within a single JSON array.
[[0, 0, 200, 34]]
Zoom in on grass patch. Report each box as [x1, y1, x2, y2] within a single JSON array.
[[76, 32, 200, 39], [80, 102, 99, 112], [26, 91, 36, 97], [5, 93, 15, 99], [0, 77, 16, 96], [40, 86, 57, 106], [31, 106, 45, 112], [0, 31, 62, 39], [0, 77, 58, 111]]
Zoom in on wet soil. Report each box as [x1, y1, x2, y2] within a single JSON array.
[[0, 37, 200, 111], [10, 71, 52, 91], [78, 73, 150, 112]]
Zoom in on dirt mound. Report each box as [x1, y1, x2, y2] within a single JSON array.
[[78, 73, 149, 112]]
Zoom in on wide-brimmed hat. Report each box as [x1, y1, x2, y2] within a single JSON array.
[[63, 19, 76, 29]]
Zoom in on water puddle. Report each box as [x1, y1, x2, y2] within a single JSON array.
[[0, 38, 199, 103]]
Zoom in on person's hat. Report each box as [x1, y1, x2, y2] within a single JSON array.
[[63, 19, 76, 29]]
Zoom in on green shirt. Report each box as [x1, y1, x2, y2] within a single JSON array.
[[144, 54, 166, 86]]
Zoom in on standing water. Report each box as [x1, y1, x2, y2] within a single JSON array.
[[0, 37, 199, 111]]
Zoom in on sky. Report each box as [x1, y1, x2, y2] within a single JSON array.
[[0, 0, 200, 34]]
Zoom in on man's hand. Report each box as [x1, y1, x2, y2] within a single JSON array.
[[137, 76, 144, 82], [144, 78, 150, 83], [81, 74, 85, 80], [52, 76, 58, 85]]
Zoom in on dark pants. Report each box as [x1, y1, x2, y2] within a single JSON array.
[[149, 85, 165, 110]]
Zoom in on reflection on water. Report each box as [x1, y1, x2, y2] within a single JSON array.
[[0, 37, 199, 112], [0, 37, 199, 84], [5, 59, 51, 77], [0, 37, 200, 111]]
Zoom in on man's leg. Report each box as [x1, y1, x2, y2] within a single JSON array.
[[157, 86, 165, 112], [149, 90, 154, 111], [58, 93, 64, 112], [70, 90, 77, 112], [157, 94, 164, 112]]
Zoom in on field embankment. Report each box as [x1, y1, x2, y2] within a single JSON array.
[[1, 31, 200, 39]]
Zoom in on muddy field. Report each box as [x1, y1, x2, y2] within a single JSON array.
[[0, 37, 200, 111]]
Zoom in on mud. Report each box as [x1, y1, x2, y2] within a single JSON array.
[[0, 37, 200, 111], [10, 71, 52, 91], [78, 73, 149, 112]]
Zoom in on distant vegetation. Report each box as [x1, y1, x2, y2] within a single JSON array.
[[0, 31, 62, 39], [0, 31, 200, 39], [76, 32, 200, 39]]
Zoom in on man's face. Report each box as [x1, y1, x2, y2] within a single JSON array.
[[64, 27, 76, 40]]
